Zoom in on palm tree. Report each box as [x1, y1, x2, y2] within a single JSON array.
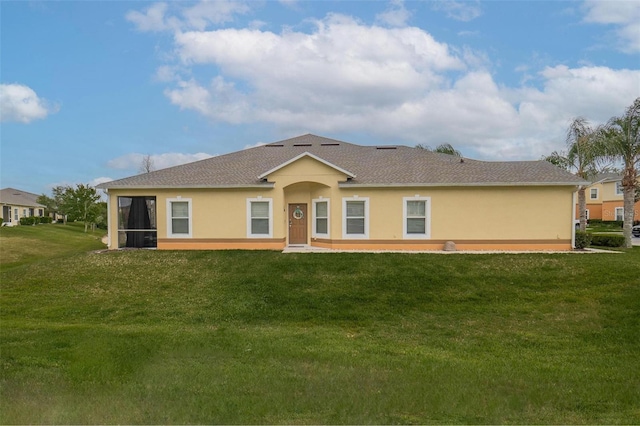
[[543, 117, 599, 231], [416, 143, 462, 156], [597, 97, 640, 248]]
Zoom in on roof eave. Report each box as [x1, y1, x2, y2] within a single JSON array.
[[97, 183, 275, 190], [339, 181, 589, 188]]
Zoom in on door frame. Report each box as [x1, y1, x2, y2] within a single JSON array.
[[288, 203, 308, 245]]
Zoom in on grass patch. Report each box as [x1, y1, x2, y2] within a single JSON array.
[[1, 226, 639, 423]]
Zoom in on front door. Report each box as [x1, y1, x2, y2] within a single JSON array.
[[288, 204, 307, 245]]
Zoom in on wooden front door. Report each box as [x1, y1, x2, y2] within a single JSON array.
[[288, 204, 307, 245]]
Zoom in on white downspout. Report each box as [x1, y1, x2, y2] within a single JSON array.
[[105, 189, 111, 249], [571, 188, 577, 249]]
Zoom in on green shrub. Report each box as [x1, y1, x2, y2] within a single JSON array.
[[40, 216, 53, 224], [574, 231, 591, 249], [590, 234, 626, 247]]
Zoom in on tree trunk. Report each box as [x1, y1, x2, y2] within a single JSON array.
[[578, 187, 587, 231], [623, 185, 634, 248]]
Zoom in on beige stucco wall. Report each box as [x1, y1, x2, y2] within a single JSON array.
[[106, 156, 577, 250]]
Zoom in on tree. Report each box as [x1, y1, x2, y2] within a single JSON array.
[[416, 143, 462, 156], [36, 194, 58, 218], [139, 154, 155, 173], [54, 184, 102, 232], [597, 97, 640, 248], [543, 117, 600, 231]]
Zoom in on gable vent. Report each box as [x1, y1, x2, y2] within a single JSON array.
[[293, 143, 312, 147]]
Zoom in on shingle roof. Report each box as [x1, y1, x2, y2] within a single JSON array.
[[0, 188, 45, 208], [98, 134, 588, 189]]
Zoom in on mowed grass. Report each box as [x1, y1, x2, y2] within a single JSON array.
[[1, 226, 639, 424]]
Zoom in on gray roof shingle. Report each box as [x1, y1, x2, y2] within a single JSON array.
[[0, 188, 45, 208], [98, 134, 588, 189]]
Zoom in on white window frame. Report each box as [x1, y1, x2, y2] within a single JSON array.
[[246, 198, 273, 238], [615, 207, 624, 221], [403, 196, 431, 239], [312, 198, 330, 238], [616, 182, 623, 195], [166, 197, 192, 238], [589, 188, 598, 200], [342, 197, 369, 239], [585, 209, 590, 220]]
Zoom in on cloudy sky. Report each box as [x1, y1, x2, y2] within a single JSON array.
[[1, 0, 639, 196]]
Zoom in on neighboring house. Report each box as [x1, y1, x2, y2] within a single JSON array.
[[575, 173, 640, 222], [0, 188, 46, 226], [98, 134, 587, 251]]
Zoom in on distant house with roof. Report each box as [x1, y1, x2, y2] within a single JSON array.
[[98, 134, 587, 251], [576, 173, 640, 222], [0, 188, 46, 226]]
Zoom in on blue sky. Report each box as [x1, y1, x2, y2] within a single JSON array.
[[1, 0, 639, 197]]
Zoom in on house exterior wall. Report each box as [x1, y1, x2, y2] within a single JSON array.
[[575, 179, 640, 222], [1, 203, 45, 225], [106, 156, 576, 251]]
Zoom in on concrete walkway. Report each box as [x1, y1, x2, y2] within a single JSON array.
[[282, 245, 621, 254]]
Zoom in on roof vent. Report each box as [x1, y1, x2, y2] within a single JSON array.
[[321, 143, 340, 146], [376, 146, 397, 150], [293, 143, 312, 147], [265, 144, 284, 148]]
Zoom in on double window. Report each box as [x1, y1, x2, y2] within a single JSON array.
[[247, 198, 273, 238], [403, 197, 431, 238], [590, 188, 598, 200], [615, 207, 624, 221], [167, 198, 192, 238], [342, 198, 369, 238], [312, 199, 330, 237], [616, 182, 624, 195]]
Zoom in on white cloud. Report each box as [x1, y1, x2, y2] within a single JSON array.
[[126, 0, 250, 32], [583, 0, 640, 53], [107, 152, 214, 171], [376, 0, 411, 28], [125, 2, 176, 32], [432, 1, 482, 22], [0, 83, 58, 123], [90, 177, 114, 187], [132, 5, 639, 161]]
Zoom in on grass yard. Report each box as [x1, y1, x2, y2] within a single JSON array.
[[1, 225, 639, 424]]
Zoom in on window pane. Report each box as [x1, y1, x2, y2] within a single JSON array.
[[251, 202, 269, 218], [407, 218, 426, 234], [316, 218, 328, 234], [172, 202, 189, 218], [346, 201, 364, 217], [316, 201, 327, 217], [172, 218, 189, 234], [346, 218, 365, 234], [252, 218, 269, 234], [407, 200, 425, 217]]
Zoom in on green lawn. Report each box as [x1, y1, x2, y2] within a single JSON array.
[[1, 225, 639, 424]]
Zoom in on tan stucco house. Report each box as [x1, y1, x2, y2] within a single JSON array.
[[98, 134, 587, 251], [575, 173, 640, 222], [0, 188, 46, 226]]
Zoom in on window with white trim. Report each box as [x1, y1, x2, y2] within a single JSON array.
[[312, 199, 330, 237], [14, 208, 18, 221], [590, 188, 598, 199], [615, 207, 624, 221], [247, 198, 273, 238], [403, 197, 431, 239], [585, 209, 590, 220], [343, 197, 369, 238], [167, 198, 192, 238], [616, 182, 623, 195]]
